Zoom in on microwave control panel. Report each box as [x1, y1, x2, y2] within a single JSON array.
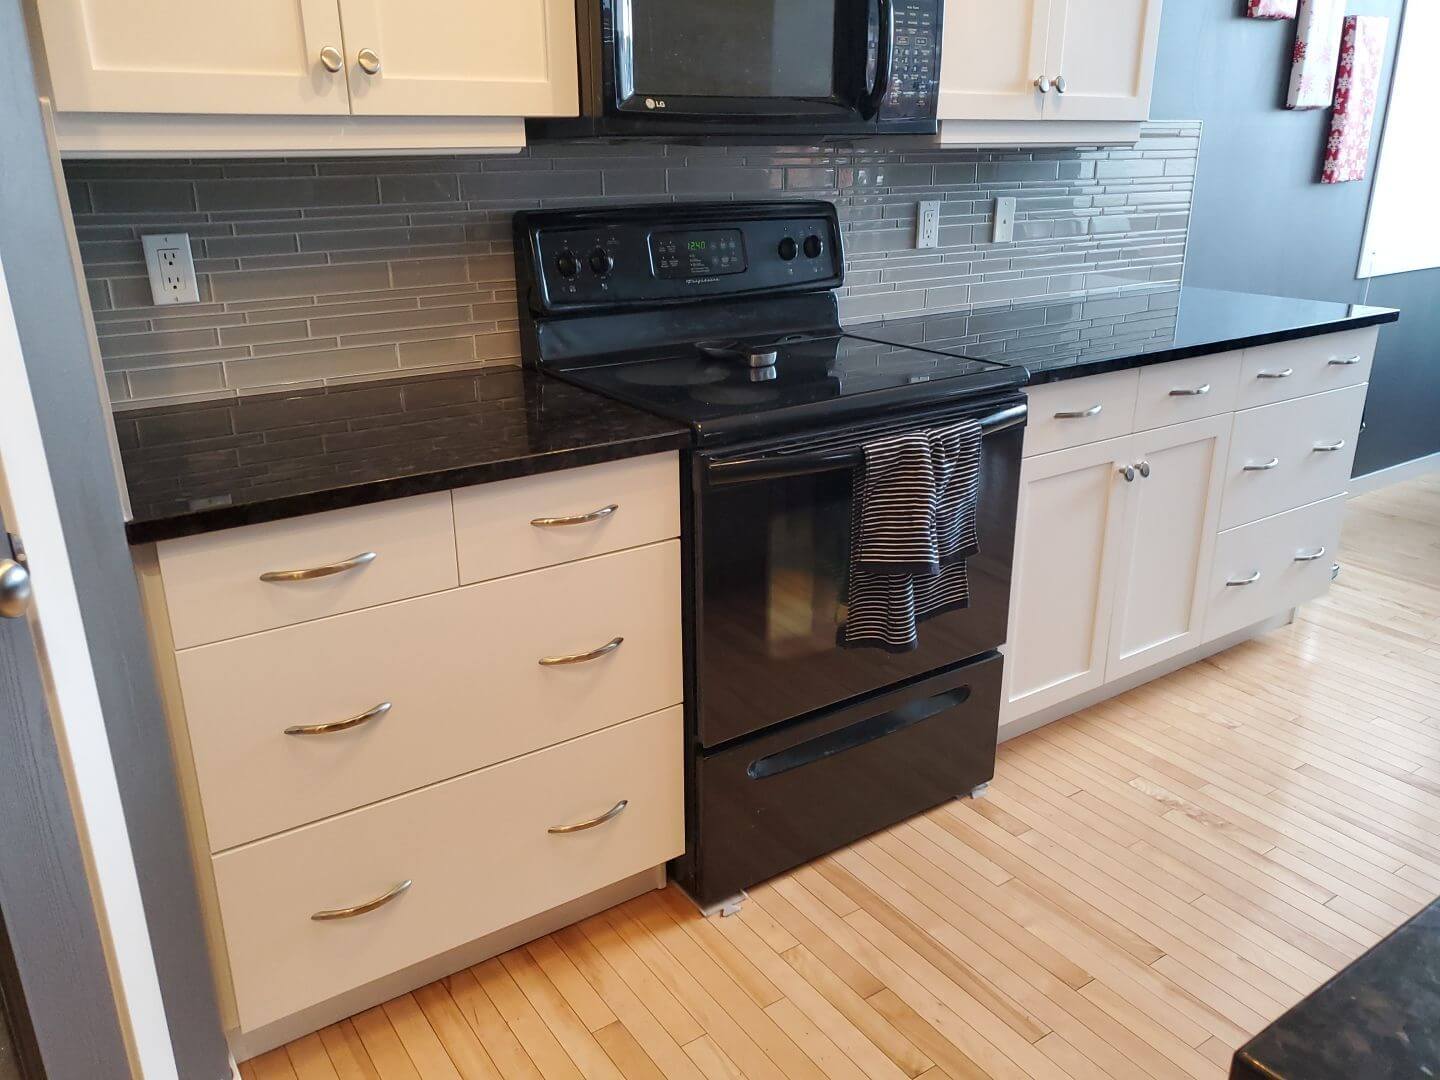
[[879, 0, 941, 125], [524, 207, 843, 311]]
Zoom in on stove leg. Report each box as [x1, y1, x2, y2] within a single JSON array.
[[969, 782, 991, 799]]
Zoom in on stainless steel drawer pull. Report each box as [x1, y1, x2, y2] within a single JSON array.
[[1256, 368, 1294, 379], [538, 636, 624, 666], [260, 551, 377, 583], [1243, 458, 1280, 471], [1054, 404, 1103, 419], [548, 800, 628, 835], [311, 879, 412, 921], [1226, 571, 1262, 587], [1294, 547, 1328, 562], [1313, 439, 1346, 452], [285, 701, 392, 737], [1169, 384, 1211, 397], [1329, 356, 1362, 366], [530, 504, 619, 528]]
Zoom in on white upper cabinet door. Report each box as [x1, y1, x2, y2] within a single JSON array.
[[34, 0, 351, 115], [1002, 433, 1132, 723], [1043, 0, 1164, 121], [337, 0, 578, 117], [1105, 413, 1230, 682], [937, 0, 1051, 120]]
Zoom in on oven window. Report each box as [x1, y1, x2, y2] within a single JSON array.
[[627, 0, 838, 99]]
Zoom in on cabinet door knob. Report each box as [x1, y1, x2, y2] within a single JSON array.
[[357, 48, 382, 75], [1052, 74, 1067, 94], [1118, 465, 1136, 482], [319, 45, 343, 73], [1135, 460, 1151, 478], [1034, 75, 1052, 93], [0, 559, 31, 619]]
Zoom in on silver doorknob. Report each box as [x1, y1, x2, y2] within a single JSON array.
[[1136, 460, 1151, 478], [0, 559, 32, 619], [1118, 465, 1136, 482], [1053, 74, 1067, 94], [1034, 75, 1052, 93], [319, 46, 343, 73], [357, 48, 381, 75]]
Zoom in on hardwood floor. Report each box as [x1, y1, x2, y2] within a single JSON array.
[[244, 474, 1440, 1080]]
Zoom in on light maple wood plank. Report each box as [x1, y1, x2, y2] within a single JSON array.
[[286, 1032, 342, 1080], [317, 1021, 382, 1080]]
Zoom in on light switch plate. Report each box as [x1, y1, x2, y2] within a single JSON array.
[[916, 200, 942, 249], [142, 233, 200, 305], [992, 197, 1017, 244]]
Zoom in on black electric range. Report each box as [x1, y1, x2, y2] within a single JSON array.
[[514, 201, 1027, 909]]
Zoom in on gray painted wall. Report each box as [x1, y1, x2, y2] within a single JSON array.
[[1150, 0, 1439, 475]]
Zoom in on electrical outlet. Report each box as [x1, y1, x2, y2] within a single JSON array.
[[916, 200, 942, 249], [992, 197, 1017, 244], [142, 233, 200, 305]]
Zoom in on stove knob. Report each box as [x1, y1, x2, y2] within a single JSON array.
[[777, 237, 798, 261], [588, 248, 615, 276], [803, 234, 825, 259], [555, 250, 580, 280]]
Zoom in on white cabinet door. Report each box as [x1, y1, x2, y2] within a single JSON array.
[[338, 0, 578, 117], [34, 0, 351, 115], [1043, 0, 1164, 121], [1002, 434, 1132, 722], [937, 0, 1051, 120], [1105, 414, 1230, 682]]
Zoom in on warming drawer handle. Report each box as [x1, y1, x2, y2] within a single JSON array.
[[1256, 367, 1294, 380], [285, 701, 391, 737], [1226, 571, 1262, 587], [1313, 440, 1346, 453], [311, 879, 412, 921], [548, 800, 628, 835], [1243, 457, 1280, 472], [1294, 547, 1327, 562], [538, 636, 624, 666], [1169, 384, 1211, 397], [1053, 404, 1103, 419], [530, 504, 619, 528], [259, 551, 376, 583]]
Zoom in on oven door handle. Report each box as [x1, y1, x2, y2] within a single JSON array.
[[707, 402, 1027, 487], [861, 0, 895, 119]]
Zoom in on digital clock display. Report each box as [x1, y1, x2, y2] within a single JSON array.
[[650, 229, 747, 279]]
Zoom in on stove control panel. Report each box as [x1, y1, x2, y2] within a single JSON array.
[[517, 203, 843, 312]]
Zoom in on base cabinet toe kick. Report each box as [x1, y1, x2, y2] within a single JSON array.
[[1001, 326, 1375, 734], [135, 452, 685, 1045]]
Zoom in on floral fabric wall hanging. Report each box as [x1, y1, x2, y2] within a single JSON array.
[[1287, 0, 1345, 109], [1247, 0, 1298, 19], [1323, 15, 1389, 183]]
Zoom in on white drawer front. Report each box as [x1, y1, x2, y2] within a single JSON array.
[[214, 706, 683, 1033], [454, 453, 680, 584], [1133, 352, 1242, 432], [1220, 384, 1366, 531], [1022, 370, 1139, 457], [158, 493, 458, 650], [1237, 327, 1377, 409], [180, 541, 682, 851], [1205, 496, 1345, 642]]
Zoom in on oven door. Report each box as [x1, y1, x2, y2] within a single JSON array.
[[693, 395, 1024, 748], [606, 0, 884, 125]]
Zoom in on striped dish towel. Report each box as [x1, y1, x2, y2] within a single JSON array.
[[843, 419, 983, 651]]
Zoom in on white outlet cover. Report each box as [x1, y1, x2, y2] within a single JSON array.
[[992, 197, 1017, 244], [916, 200, 942, 249], [142, 233, 200, 305]]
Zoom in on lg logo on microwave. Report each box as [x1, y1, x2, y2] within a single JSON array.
[[644, 97, 667, 109]]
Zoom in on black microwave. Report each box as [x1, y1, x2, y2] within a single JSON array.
[[530, 0, 943, 139]]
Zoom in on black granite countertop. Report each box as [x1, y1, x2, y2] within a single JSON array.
[[117, 368, 690, 544], [1232, 895, 1440, 1079], [860, 285, 1399, 384]]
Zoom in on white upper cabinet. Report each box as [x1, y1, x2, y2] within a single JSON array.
[[1044, 0, 1164, 122], [938, 0, 1050, 121], [32, 0, 578, 121], [33, 0, 350, 115], [338, 0, 577, 117], [938, 0, 1164, 123]]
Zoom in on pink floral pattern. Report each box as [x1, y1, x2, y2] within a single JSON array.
[[1247, 0, 1298, 19], [1323, 16, 1388, 184], [1288, 0, 1345, 110]]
